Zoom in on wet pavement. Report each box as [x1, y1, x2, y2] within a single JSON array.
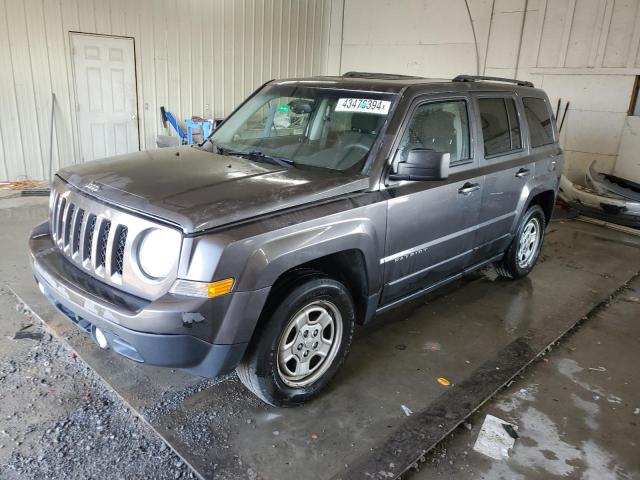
[[411, 276, 640, 479], [2, 197, 640, 479]]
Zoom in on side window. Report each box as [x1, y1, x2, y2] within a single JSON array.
[[478, 97, 522, 157], [397, 100, 471, 166], [523, 97, 554, 148]]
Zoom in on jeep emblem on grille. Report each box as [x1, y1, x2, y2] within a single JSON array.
[[86, 181, 102, 193]]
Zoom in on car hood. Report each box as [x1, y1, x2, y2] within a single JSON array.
[[58, 146, 369, 233]]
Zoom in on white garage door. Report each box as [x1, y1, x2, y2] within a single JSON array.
[[71, 33, 139, 162]]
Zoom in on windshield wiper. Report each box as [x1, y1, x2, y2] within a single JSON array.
[[231, 150, 293, 168]]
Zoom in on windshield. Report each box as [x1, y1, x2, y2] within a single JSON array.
[[210, 84, 397, 172]]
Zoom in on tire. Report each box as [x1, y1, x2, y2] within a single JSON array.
[[495, 204, 546, 280], [236, 274, 356, 407]]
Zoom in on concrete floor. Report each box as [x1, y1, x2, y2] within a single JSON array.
[[412, 276, 640, 479], [2, 194, 640, 479]]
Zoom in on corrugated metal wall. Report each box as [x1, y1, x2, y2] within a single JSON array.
[[0, 0, 339, 181]]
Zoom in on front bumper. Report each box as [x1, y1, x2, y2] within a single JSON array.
[[559, 175, 640, 228], [29, 222, 269, 378]]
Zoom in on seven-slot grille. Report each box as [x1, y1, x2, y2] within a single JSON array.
[[50, 190, 128, 280], [47, 178, 181, 300]]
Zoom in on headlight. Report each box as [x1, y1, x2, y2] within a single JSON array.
[[137, 229, 180, 279]]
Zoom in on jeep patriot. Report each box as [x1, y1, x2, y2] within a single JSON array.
[[29, 73, 562, 406]]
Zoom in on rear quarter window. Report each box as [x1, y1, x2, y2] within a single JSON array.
[[523, 97, 554, 148]]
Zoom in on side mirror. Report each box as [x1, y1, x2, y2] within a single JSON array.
[[391, 149, 450, 181]]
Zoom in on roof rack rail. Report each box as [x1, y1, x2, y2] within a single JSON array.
[[452, 74, 534, 88], [343, 71, 423, 80]]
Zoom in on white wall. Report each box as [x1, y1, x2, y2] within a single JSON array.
[[614, 116, 640, 183], [340, 0, 478, 78], [4, 0, 639, 184], [339, 0, 640, 184], [0, 0, 339, 181]]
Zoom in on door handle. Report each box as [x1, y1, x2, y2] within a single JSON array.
[[515, 168, 530, 178], [458, 182, 480, 195]]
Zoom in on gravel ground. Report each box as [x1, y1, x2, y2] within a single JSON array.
[[0, 286, 196, 479], [143, 374, 271, 479]]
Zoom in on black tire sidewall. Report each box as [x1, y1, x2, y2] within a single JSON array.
[[506, 205, 546, 278], [249, 278, 355, 406]]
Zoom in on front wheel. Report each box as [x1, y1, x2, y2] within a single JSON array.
[[236, 275, 355, 407], [495, 204, 546, 280]]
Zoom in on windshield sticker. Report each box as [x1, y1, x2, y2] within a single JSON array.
[[335, 98, 391, 115]]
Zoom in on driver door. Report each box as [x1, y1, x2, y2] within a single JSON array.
[[381, 95, 483, 304]]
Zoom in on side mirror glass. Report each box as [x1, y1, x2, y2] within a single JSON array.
[[391, 149, 450, 181]]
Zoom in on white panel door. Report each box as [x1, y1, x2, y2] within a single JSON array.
[[71, 33, 139, 162]]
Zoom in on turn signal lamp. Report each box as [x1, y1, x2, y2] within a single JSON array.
[[170, 278, 235, 298]]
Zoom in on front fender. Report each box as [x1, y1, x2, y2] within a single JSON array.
[[233, 217, 384, 292]]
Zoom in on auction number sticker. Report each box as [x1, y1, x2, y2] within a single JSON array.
[[335, 98, 391, 115]]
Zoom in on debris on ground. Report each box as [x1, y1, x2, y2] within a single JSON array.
[[585, 160, 640, 203], [0, 286, 194, 480], [401, 405, 413, 417], [142, 373, 268, 477], [437, 377, 451, 386], [472, 414, 519, 460], [559, 174, 640, 228], [501, 423, 519, 439], [588, 366, 607, 372], [423, 341, 441, 351], [0, 181, 48, 191]]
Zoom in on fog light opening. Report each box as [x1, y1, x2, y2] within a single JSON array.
[[94, 327, 109, 349]]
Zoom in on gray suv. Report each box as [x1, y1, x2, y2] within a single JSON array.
[[29, 73, 562, 406]]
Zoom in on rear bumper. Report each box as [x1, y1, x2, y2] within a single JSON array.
[[29, 222, 268, 377]]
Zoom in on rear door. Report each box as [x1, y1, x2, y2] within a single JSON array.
[[521, 96, 563, 191], [381, 94, 483, 304], [471, 93, 534, 262]]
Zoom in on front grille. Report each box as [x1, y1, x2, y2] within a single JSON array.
[[56, 197, 66, 240], [48, 178, 181, 299], [85, 215, 96, 262], [51, 194, 126, 282], [63, 204, 75, 247], [73, 209, 84, 254], [113, 226, 128, 275], [97, 220, 111, 268]]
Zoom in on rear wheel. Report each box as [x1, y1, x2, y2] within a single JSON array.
[[236, 274, 355, 407], [495, 204, 546, 280]]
